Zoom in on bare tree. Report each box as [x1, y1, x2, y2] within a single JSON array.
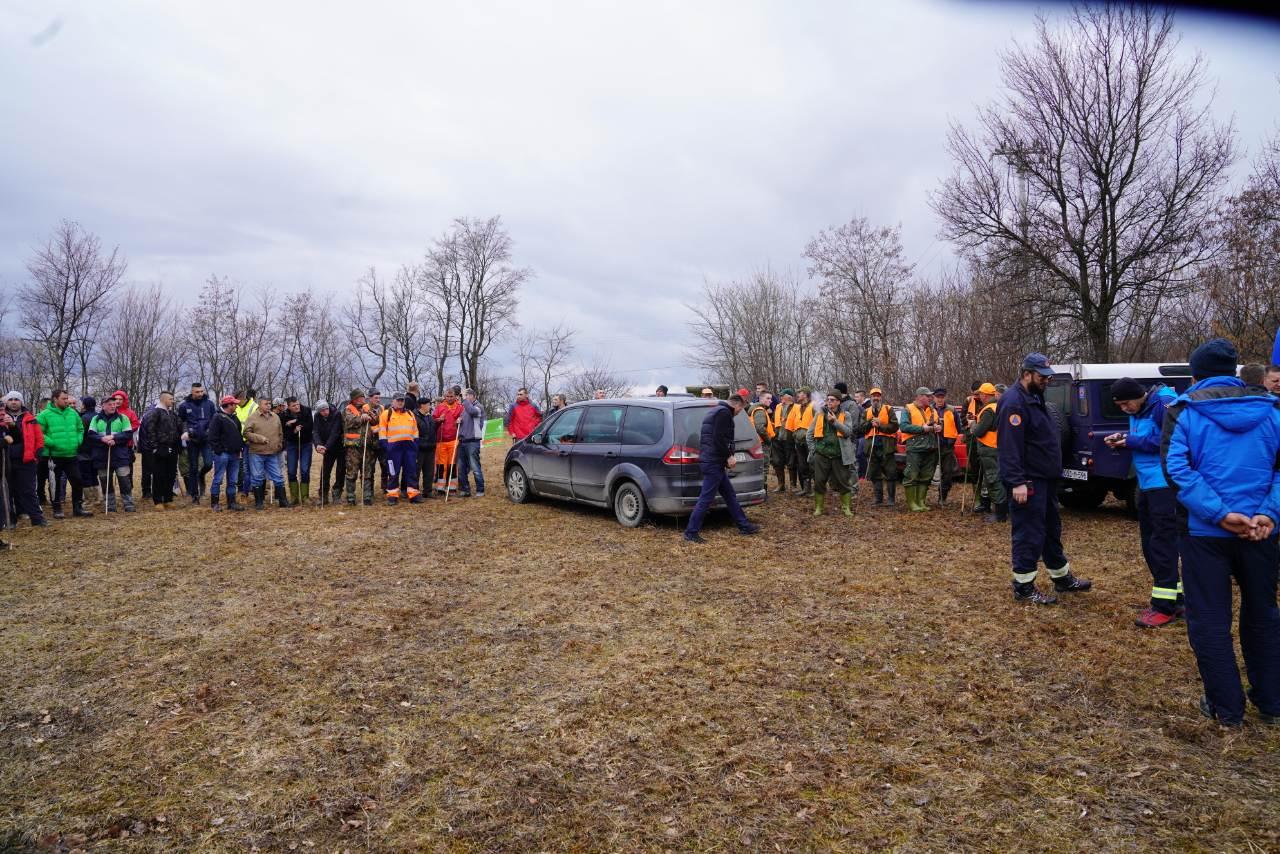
[[20, 220, 125, 392], [344, 268, 392, 391], [95, 284, 183, 407], [529, 324, 576, 408], [444, 216, 529, 389], [932, 5, 1235, 362], [423, 237, 462, 396], [564, 354, 631, 401], [187, 275, 240, 396]]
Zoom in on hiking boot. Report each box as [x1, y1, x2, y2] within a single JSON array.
[[1053, 573, 1093, 593], [738, 523, 761, 536], [122, 496, 136, 513], [191, 494, 200, 505], [155, 503, 166, 512], [1135, 607, 1179, 629], [1013, 582, 1057, 605], [410, 495, 425, 504], [72, 504, 93, 518], [1199, 695, 1242, 727], [387, 497, 399, 506], [211, 496, 223, 513], [1247, 690, 1280, 726], [363, 499, 373, 506], [52, 506, 65, 520], [984, 503, 1008, 523], [972, 501, 991, 514], [682, 532, 707, 544], [32, 517, 49, 527], [227, 496, 245, 512]]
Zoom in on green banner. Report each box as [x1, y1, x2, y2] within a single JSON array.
[[483, 418, 507, 443]]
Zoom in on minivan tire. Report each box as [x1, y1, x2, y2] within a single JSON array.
[[506, 466, 532, 504], [613, 481, 647, 528]]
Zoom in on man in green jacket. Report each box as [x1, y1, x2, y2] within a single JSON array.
[[899, 386, 942, 512], [35, 389, 93, 520], [807, 390, 856, 517]]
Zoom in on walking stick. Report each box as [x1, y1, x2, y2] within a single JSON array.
[[1, 451, 11, 549], [297, 427, 303, 506], [360, 426, 369, 510], [960, 435, 970, 513], [444, 438, 459, 504]]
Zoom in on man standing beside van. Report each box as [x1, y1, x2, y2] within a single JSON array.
[[683, 394, 760, 543]]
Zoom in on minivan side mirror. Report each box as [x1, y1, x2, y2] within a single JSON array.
[[528, 433, 543, 445]]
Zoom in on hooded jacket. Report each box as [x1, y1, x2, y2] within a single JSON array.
[[243, 408, 284, 455], [4, 407, 44, 464], [111, 390, 140, 436], [177, 393, 217, 442], [1124, 383, 1177, 492], [140, 404, 183, 455], [35, 401, 85, 459], [505, 399, 543, 440], [87, 409, 135, 468], [1161, 376, 1280, 538]]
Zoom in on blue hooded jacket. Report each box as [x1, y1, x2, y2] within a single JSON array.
[[177, 393, 217, 442], [1125, 383, 1177, 492], [1162, 376, 1280, 538]]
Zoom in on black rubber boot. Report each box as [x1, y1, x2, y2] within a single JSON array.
[[275, 483, 291, 509], [984, 502, 1008, 523], [254, 485, 265, 511], [72, 503, 93, 518], [887, 482, 897, 505], [228, 493, 245, 512], [211, 495, 222, 512], [872, 482, 884, 506]]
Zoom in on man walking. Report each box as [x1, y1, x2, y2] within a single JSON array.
[[505, 387, 542, 443], [682, 394, 760, 543], [865, 387, 899, 507], [35, 389, 92, 520], [1162, 338, 1280, 727], [999, 354, 1091, 604], [1105, 377, 1181, 628], [139, 391, 183, 510], [2, 392, 48, 526], [457, 388, 485, 498], [244, 393, 290, 510], [900, 387, 941, 512], [207, 394, 246, 512], [177, 382, 216, 503]]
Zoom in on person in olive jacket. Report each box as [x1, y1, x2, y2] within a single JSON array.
[[36, 389, 92, 519]]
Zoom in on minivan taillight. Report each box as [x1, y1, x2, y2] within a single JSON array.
[[663, 445, 700, 464], [747, 441, 764, 459]]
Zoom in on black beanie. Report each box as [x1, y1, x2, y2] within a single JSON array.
[[1110, 377, 1145, 402], [1189, 338, 1238, 380], [833, 382, 848, 395]]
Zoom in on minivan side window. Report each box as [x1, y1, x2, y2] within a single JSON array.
[[621, 406, 665, 445], [578, 405, 625, 443], [546, 409, 582, 444]]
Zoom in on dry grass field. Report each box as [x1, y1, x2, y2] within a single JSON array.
[[2, 445, 1278, 852]]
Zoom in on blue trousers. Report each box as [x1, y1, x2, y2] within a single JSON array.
[[211, 451, 240, 499], [384, 441, 418, 497], [1006, 478, 1067, 580], [685, 464, 750, 535], [286, 441, 313, 485], [1179, 535, 1280, 723], [1138, 487, 1182, 613], [457, 438, 484, 494], [248, 452, 284, 489], [186, 441, 213, 496]]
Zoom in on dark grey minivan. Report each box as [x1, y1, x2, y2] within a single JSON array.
[[503, 397, 766, 527]]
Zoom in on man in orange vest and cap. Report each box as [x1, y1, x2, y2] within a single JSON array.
[[379, 393, 422, 505], [969, 382, 1005, 522], [865, 387, 899, 506]]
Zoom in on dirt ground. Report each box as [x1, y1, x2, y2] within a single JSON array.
[[2, 445, 1278, 852]]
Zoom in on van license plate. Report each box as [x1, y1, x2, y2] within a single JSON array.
[[735, 452, 747, 463], [1062, 468, 1088, 481]]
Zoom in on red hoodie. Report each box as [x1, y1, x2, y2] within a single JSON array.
[[507, 399, 542, 440], [112, 390, 140, 445]]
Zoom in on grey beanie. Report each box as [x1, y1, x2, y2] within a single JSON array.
[[315, 399, 331, 412]]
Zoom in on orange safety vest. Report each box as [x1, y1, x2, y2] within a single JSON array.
[[787, 402, 815, 433], [344, 403, 365, 442], [364, 403, 383, 435], [965, 397, 979, 420], [772, 402, 792, 430], [749, 404, 776, 440], [939, 406, 960, 439], [811, 409, 846, 440], [868, 403, 898, 436], [976, 402, 999, 448], [905, 402, 939, 429], [379, 407, 419, 443]]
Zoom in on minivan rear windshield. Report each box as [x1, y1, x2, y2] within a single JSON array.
[[674, 405, 758, 449]]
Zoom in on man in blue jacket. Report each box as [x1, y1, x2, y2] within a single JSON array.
[[997, 353, 1092, 604], [683, 394, 760, 543], [1161, 338, 1280, 727], [177, 382, 216, 504], [1106, 378, 1181, 628]]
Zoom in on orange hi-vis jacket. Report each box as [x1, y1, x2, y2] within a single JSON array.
[[378, 407, 419, 444]]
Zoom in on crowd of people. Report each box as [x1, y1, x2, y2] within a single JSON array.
[[4, 342, 1279, 728], [677, 342, 1280, 728]]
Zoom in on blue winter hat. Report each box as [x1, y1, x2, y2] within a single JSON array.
[[1189, 338, 1238, 380]]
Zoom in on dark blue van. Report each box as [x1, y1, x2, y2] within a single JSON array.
[[1045, 362, 1194, 510]]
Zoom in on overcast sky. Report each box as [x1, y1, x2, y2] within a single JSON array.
[[1, 1, 1277, 391]]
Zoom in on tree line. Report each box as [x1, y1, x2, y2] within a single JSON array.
[[0, 215, 617, 409], [687, 6, 1280, 400]]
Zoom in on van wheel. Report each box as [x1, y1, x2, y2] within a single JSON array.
[[1117, 482, 1138, 516], [505, 466, 532, 504], [613, 481, 647, 528]]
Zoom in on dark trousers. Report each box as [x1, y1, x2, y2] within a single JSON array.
[[49, 456, 85, 508], [1138, 487, 1182, 614], [1179, 535, 1280, 723], [319, 448, 345, 501], [151, 450, 179, 504], [139, 450, 154, 497], [186, 441, 213, 497], [1007, 478, 1067, 579], [856, 436, 868, 479], [37, 457, 50, 504], [385, 441, 418, 497], [793, 440, 810, 485], [416, 445, 436, 494], [5, 457, 43, 523], [684, 464, 750, 535], [457, 438, 484, 494]]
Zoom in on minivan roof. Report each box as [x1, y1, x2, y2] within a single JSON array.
[[1066, 363, 1193, 381], [567, 397, 721, 408]]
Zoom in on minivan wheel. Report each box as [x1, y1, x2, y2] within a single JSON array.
[[506, 466, 532, 504], [613, 481, 647, 528]]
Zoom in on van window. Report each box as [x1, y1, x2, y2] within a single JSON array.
[[545, 408, 582, 444], [621, 406, 665, 445], [578, 405, 625, 443], [1044, 379, 1070, 416], [674, 405, 758, 448]]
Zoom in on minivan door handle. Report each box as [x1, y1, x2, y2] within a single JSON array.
[[605, 451, 618, 458], [557, 450, 569, 457]]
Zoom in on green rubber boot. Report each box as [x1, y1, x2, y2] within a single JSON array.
[[813, 493, 826, 516], [841, 493, 853, 517], [300, 483, 310, 505], [288, 482, 300, 505]]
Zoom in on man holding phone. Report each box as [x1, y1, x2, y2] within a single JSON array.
[[998, 353, 1092, 605], [1105, 378, 1181, 628]]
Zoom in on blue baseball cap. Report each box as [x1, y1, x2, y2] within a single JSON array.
[[1022, 353, 1055, 377]]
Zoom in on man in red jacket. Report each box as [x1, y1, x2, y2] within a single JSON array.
[[2, 391, 47, 527], [505, 387, 543, 442]]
